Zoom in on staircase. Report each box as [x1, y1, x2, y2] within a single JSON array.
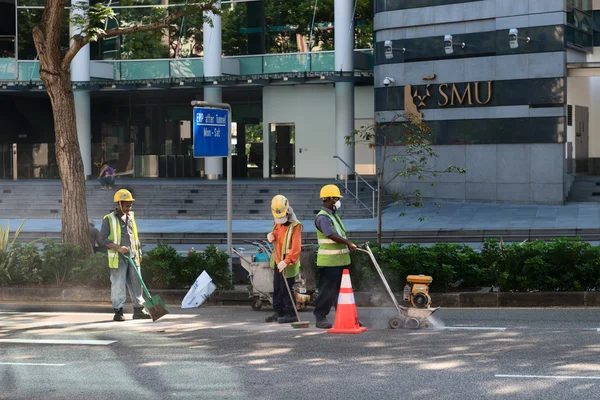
[[0, 179, 375, 220], [566, 176, 600, 202]]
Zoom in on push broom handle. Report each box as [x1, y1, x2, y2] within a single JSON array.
[[273, 244, 302, 323], [123, 251, 153, 300]]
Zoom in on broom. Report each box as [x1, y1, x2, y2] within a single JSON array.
[[273, 244, 310, 328], [124, 251, 170, 322]]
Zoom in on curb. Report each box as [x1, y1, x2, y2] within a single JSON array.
[[3, 288, 600, 308]]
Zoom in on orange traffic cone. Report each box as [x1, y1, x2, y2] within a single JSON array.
[[328, 269, 367, 334]]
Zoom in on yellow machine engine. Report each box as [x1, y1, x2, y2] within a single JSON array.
[[403, 275, 433, 308]]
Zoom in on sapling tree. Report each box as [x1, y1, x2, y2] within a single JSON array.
[[350, 112, 466, 244]]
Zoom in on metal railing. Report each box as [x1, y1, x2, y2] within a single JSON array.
[[333, 156, 378, 218]]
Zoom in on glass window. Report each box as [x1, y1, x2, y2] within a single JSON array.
[[17, 8, 70, 60], [93, 0, 373, 60]]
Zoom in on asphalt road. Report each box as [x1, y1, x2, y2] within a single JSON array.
[[1, 305, 600, 400]]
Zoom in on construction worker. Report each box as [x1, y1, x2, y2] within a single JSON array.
[[100, 189, 151, 321], [313, 184, 357, 329], [265, 195, 303, 324]]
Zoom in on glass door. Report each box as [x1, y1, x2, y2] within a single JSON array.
[[269, 123, 295, 177]]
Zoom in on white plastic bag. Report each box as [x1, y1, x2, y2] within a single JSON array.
[[181, 271, 217, 309]]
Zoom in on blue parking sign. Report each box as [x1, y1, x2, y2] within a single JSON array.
[[193, 107, 229, 157]]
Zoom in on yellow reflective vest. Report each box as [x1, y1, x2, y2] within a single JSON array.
[[104, 211, 141, 269], [315, 210, 351, 267]]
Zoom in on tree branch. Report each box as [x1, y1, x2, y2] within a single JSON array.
[[62, 36, 86, 71]]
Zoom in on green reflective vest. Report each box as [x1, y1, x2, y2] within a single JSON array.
[[104, 211, 141, 269], [270, 220, 302, 279], [315, 210, 351, 267]]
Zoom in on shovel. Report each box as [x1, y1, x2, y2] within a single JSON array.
[[123, 251, 170, 322]]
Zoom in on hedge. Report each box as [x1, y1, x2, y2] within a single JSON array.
[[349, 238, 600, 292], [0, 241, 232, 290], [1, 238, 599, 292]]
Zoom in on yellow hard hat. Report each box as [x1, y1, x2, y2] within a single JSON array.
[[319, 184, 343, 199], [114, 189, 135, 202], [271, 195, 289, 221]]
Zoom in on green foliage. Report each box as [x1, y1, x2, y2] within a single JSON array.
[[0, 220, 40, 281], [142, 243, 232, 289], [6, 238, 600, 293], [71, 252, 111, 288], [181, 245, 233, 290], [141, 242, 181, 289], [350, 238, 600, 293], [3, 244, 43, 285], [40, 240, 87, 286]]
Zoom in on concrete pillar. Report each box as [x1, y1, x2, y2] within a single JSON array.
[[203, 2, 223, 180], [73, 91, 91, 177], [71, 0, 92, 178], [334, 0, 355, 180]]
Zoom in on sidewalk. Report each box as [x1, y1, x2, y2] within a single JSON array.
[[3, 201, 600, 234]]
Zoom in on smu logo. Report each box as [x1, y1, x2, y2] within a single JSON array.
[[196, 112, 204, 124]]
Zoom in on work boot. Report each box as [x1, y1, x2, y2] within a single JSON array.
[[265, 311, 284, 323], [133, 307, 152, 320], [315, 317, 332, 329], [113, 308, 125, 322], [277, 315, 298, 324]]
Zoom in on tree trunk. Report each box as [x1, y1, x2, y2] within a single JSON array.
[[45, 74, 92, 254], [33, 11, 92, 255]]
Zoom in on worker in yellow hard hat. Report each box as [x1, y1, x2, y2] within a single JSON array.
[[100, 189, 151, 321], [265, 194, 303, 324], [313, 184, 357, 329]]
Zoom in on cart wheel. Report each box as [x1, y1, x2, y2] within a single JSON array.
[[251, 300, 263, 311], [388, 316, 403, 330], [404, 318, 420, 330]]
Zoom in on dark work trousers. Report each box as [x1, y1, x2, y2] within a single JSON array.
[[272, 270, 296, 316], [313, 266, 345, 319]]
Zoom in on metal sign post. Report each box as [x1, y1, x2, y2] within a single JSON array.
[[191, 101, 233, 278], [12, 143, 17, 181]]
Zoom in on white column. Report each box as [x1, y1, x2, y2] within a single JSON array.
[[334, 0, 355, 180], [203, 3, 223, 180], [71, 0, 92, 178]]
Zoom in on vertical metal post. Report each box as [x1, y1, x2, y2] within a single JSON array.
[[355, 175, 358, 204], [344, 174, 348, 194], [227, 110, 233, 279], [377, 170, 381, 218], [372, 191, 375, 219], [12, 143, 17, 180]]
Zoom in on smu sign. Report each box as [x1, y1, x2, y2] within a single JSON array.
[[193, 107, 229, 157]]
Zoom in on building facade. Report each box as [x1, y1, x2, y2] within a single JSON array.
[[374, 0, 597, 204], [0, 0, 375, 181]]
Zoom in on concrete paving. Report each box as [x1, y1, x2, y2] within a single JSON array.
[[2, 200, 600, 234], [2, 306, 600, 399]]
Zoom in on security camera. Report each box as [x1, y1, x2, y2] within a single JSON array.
[[383, 77, 395, 87], [384, 40, 393, 59], [444, 34, 453, 54], [509, 28, 530, 49], [509, 28, 519, 49]]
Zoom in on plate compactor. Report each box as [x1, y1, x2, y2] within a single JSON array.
[[358, 243, 439, 330]]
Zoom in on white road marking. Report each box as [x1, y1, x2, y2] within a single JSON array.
[[496, 374, 600, 380], [0, 339, 116, 345], [444, 327, 507, 331], [0, 362, 65, 367]]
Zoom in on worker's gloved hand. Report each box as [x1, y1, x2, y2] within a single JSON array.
[[277, 261, 287, 272], [267, 232, 275, 243], [348, 243, 358, 251]]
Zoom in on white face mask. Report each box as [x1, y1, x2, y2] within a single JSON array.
[[334, 200, 341, 210]]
